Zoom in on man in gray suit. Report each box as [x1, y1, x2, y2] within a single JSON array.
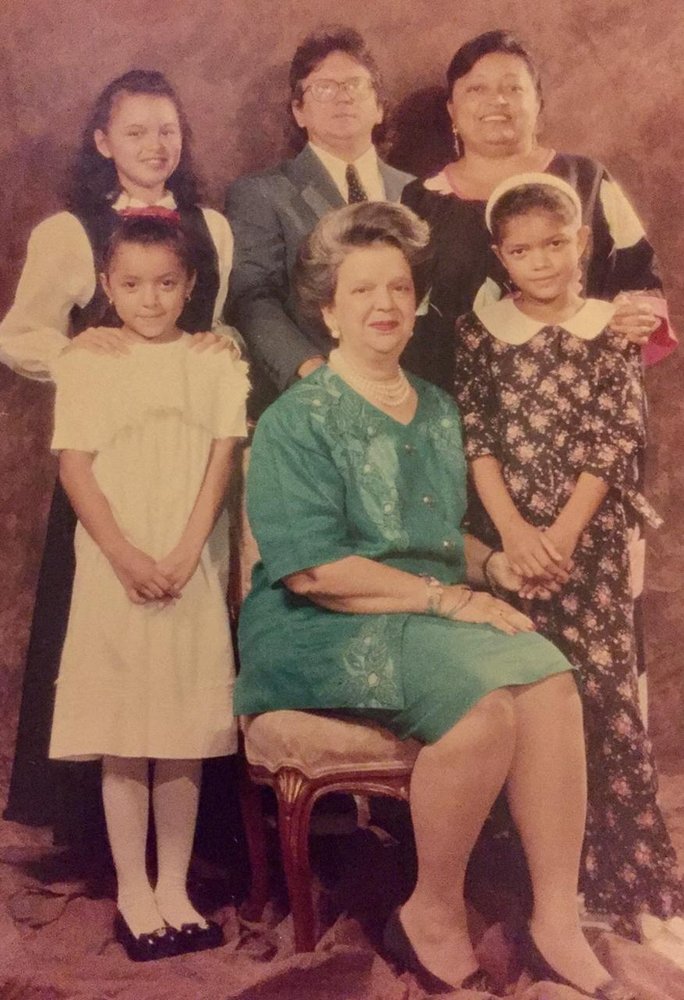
[[225, 26, 413, 411]]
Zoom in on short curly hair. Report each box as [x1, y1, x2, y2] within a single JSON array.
[[294, 202, 430, 330]]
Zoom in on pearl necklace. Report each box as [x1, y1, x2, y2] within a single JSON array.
[[329, 349, 412, 407]]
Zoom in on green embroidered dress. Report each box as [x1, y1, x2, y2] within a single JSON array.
[[235, 367, 569, 743]]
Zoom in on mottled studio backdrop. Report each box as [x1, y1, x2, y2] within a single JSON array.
[[0, 0, 682, 775]]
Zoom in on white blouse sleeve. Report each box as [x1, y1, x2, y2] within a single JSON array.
[[598, 177, 647, 250], [201, 207, 234, 327], [0, 212, 96, 381]]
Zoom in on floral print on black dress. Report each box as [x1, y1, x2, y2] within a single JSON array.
[[453, 303, 683, 928]]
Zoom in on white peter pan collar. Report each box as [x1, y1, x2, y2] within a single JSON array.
[[111, 191, 177, 211], [474, 296, 615, 344]]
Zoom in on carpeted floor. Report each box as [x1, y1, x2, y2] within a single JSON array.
[[1, 760, 683, 999]]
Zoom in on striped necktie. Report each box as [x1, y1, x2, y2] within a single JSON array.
[[346, 163, 368, 204]]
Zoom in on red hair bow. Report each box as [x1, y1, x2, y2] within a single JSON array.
[[118, 206, 180, 221]]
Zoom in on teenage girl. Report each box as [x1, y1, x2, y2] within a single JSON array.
[[453, 174, 683, 935], [49, 216, 248, 960], [1, 70, 237, 846]]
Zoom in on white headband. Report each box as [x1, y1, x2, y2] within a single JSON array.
[[485, 172, 583, 233]]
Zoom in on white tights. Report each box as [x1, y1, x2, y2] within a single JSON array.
[[102, 755, 206, 936]]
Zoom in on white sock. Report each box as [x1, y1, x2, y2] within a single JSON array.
[[153, 759, 206, 928], [102, 755, 163, 936]]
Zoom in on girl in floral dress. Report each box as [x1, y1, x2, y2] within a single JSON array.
[[453, 173, 683, 933]]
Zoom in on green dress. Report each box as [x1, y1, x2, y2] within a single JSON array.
[[235, 367, 570, 743]]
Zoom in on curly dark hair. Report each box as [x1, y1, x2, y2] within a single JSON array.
[[294, 202, 430, 330], [446, 30, 543, 104], [67, 69, 201, 213]]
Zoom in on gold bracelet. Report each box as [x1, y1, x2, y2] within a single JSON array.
[[423, 575, 445, 615], [482, 549, 499, 589], [441, 586, 473, 620]]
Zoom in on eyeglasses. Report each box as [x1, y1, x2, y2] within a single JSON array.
[[302, 77, 375, 103]]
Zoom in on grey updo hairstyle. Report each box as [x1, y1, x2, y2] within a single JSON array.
[[294, 201, 431, 331]]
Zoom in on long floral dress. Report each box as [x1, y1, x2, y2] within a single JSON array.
[[453, 297, 683, 924]]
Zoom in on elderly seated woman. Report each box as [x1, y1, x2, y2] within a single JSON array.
[[234, 202, 634, 999]]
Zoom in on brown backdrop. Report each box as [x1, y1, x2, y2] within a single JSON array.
[[0, 0, 682, 773]]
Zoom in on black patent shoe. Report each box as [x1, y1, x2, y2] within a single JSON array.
[[173, 919, 224, 954], [114, 911, 178, 962], [516, 924, 637, 1000], [383, 908, 499, 996]]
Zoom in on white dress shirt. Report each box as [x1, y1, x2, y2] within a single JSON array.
[[309, 143, 385, 202], [0, 194, 234, 381]]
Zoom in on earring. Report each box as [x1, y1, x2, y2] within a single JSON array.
[[185, 292, 192, 302], [328, 324, 340, 340], [451, 125, 463, 160]]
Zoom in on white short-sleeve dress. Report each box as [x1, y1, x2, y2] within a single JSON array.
[[48, 336, 249, 761]]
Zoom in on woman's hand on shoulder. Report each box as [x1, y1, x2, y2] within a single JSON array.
[[610, 293, 659, 346], [441, 585, 536, 636], [188, 330, 242, 357], [64, 326, 136, 357]]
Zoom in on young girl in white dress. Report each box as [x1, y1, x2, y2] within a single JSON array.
[[2, 69, 238, 851], [49, 216, 249, 961]]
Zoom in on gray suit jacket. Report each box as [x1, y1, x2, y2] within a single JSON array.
[[225, 145, 413, 405]]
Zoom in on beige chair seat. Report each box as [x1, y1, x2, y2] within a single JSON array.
[[242, 711, 421, 780]]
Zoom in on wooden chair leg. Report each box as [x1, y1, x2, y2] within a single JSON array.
[[237, 757, 270, 920], [275, 767, 318, 951]]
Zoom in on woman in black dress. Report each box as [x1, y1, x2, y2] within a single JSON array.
[[401, 30, 675, 392]]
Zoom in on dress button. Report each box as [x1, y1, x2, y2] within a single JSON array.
[[363, 463, 372, 473], [422, 495, 434, 506], [383, 502, 393, 513], [404, 443, 414, 453], [442, 539, 455, 550], [367, 426, 376, 436]]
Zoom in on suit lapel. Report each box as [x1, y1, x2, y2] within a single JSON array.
[[286, 146, 411, 213], [289, 146, 345, 219], [379, 160, 407, 203]]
